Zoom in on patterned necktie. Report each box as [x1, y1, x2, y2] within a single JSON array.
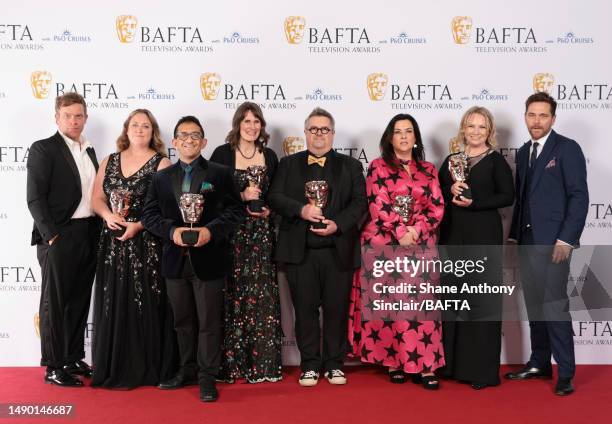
[[530, 142, 539, 168], [182, 164, 193, 192], [308, 155, 326, 167]]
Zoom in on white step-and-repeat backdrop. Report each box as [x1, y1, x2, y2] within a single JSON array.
[[1, 0, 611, 366]]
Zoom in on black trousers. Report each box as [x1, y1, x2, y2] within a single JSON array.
[[165, 256, 224, 383], [519, 228, 575, 378], [286, 248, 352, 373], [36, 217, 99, 369]]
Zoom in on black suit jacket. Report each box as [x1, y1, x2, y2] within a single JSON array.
[[142, 157, 244, 281], [26, 131, 99, 245], [268, 150, 367, 270]]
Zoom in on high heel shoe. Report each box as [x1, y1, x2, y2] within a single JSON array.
[[411, 373, 439, 390], [388, 369, 407, 384]]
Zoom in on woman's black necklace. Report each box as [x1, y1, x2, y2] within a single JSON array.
[[237, 144, 256, 159]]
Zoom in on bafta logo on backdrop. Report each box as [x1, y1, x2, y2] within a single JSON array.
[[451, 16, 473, 44], [200, 73, 221, 100], [284, 16, 306, 44], [282, 136, 306, 156], [533, 73, 555, 94], [30, 71, 52, 99], [367, 73, 389, 101], [116, 15, 138, 43]]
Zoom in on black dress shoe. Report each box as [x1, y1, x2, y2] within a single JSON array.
[[158, 373, 198, 390], [504, 366, 552, 380], [200, 380, 218, 402], [45, 369, 84, 387], [63, 360, 93, 378], [555, 377, 574, 396], [200, 384, 219, 402]]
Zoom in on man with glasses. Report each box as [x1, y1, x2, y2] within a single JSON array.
[[142, 116, 243, 402], [269, 107, 367, 387]]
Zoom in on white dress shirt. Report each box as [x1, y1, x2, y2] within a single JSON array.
[[58, 130, 96, 218], [529, 129, 551, 160]]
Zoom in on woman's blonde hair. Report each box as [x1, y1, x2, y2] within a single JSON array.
[[449, 106, 497, 153]]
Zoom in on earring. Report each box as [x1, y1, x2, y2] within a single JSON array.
[[413, 144, 418, 149]]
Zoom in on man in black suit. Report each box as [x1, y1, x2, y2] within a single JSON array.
[[268, 108, 367, 386], [507, 92, 589, 396], [27, 93, 100, 387], [142, 116, 243, 402]]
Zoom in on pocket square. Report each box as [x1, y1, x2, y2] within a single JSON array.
[[545, 158, 556, 169], [200, 182, 215, 193]]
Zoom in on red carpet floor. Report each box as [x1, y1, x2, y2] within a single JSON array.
[[0, 365, 609, 424]]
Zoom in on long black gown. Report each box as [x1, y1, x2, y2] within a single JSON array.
[[92, 152, 176, 388], [438, 150, 514, 386], [210, 144, 282, 383]]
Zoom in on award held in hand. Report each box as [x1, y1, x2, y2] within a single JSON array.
[[179, 193, 205, 246], [245, 165, 267, 213], [392, 194, 415, 224], [448, 153, 472, 200], [109, 189, 131, 237], [305, 180, 329, 230]]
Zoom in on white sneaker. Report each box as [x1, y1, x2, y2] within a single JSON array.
[[324, 369, 347, 385], [299, 370, 319, 387]]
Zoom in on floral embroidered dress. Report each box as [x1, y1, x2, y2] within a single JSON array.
[[220, 168, 282, 383], [349, 157, 446, 373], [92, 152, 175, 388]]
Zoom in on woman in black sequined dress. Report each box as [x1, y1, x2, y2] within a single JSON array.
[[91, 109, 175, 388]]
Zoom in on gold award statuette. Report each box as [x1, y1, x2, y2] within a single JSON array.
[[448, 153, 472, 199], [305, 180, 329, 230], [246, 165, 267, 213], [392, 194, 415, 224], [109, 189, 132, 237], [179, 193, 205, 246]]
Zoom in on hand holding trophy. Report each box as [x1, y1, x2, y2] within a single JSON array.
[[108, 189, 131, 237], [245, 165, 267, 213], [305, 180, 329, 230], [448, 153, 472, 200], [392, 194, 415, 224], [179, 193, 205, 246]]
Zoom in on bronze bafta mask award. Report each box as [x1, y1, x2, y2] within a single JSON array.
[[305, 180, 329, 230], [448, 153, 472, 199], [246, 165, 267, 213], [392, 194, 415, 224], [109, 189, 131, 237], [179, 193, 205, 246]]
